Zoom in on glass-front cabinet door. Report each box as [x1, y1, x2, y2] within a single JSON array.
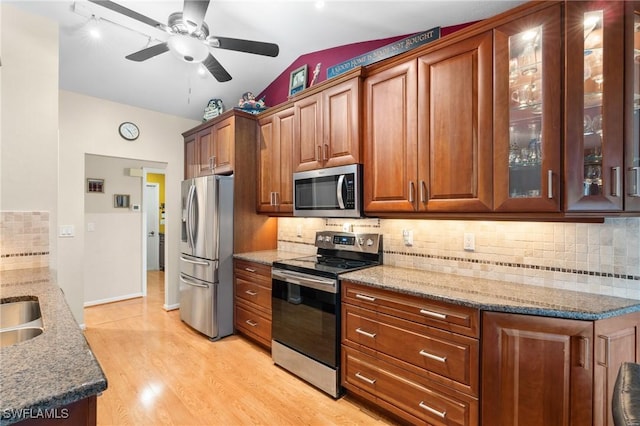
[[494, 4, 562, 212], [625, 2, 640, 211], [565, 1, 625, 212]]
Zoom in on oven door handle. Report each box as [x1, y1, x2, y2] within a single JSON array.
[[272, 269, 337, 293]]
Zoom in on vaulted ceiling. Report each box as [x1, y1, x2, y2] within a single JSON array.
[[9, 1, 526, 121]]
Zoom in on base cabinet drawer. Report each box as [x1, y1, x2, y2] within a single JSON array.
[[235, 301, 271, 348], [235, 277, 271, 312], [343, 346, 478, 426], [344, 304, 478, 393]]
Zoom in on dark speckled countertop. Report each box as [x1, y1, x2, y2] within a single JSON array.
[[341, 265, 640, 321], [0, 268, 107, 425], [233, 249, 305, 265]]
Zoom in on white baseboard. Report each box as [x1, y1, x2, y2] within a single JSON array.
[[164, 303, 179, 311], [84, 292, 143, 307]]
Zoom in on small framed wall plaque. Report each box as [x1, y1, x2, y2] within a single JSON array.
[[114, 194, 130, 208], [288, 64, 307, 97], [87, 178, 104, 193]]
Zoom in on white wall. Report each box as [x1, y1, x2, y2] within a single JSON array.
[[59, 90, 198, 324], [0, 4, 59, 268], [84, 155, 166, 305]]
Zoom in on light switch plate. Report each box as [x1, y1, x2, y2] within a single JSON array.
[[463, 233, 475, 251]]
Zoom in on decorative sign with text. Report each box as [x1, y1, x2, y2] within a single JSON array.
[[326, 27, 441, 79]]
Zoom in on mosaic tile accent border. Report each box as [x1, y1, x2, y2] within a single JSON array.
[[385, 250, 640, 282]]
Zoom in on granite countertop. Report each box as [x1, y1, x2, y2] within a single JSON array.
[[341, 265, 640, 321], [233, 249, 305, 266], [0, 268, 107, 425]]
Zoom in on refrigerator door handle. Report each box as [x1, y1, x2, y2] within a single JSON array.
[[179, 274, 209, 289], [180, 256, 210, 266], [186, 184, 196, 249]]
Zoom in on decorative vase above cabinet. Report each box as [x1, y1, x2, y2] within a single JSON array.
[[493, 4, 562, 212]]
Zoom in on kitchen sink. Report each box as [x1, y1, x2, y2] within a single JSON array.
[[0, 299, 44, 347], [0, 300, 42, 329], [0, 327, 44, 348]]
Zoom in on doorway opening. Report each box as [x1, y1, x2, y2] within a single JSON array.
[[142, 168, 166, 299]]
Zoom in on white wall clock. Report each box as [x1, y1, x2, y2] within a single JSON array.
[[118, 122, 139, 141]]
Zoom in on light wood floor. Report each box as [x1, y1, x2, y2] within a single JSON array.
[[84, 271, 397, 426]]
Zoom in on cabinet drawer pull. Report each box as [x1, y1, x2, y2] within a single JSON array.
[[419, 350, 447, 363], [419, 309, 447, 320], [323, 144, 329, 161], [355, 372, 376, 385], [317, 146, 322, 162], [245, 319, 258, 327], [244, 268, 256, 273], [355, 293, 376, 302], [420, 180, 427, 203], [355, 328, 376, 339], [597, 335, 611, 367], [419, 401, 446, 418], [409, 181, 415, 203], [547, 170, 553, 199], [630, 167, 640, 197], [245, 290, 258, 296], [612, 166, 622, 197]]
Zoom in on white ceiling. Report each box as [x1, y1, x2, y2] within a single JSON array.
[[9, 0, 526, 121]]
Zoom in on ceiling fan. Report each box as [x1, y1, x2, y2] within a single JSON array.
[[87, 0, 280, 82]]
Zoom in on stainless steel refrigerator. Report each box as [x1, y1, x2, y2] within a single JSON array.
[[179, 175, 233, 340]]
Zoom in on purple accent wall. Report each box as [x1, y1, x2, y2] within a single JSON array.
[[257, 22, 475, 108]]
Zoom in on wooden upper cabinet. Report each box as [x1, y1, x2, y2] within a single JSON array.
[[184, 133, 197, 179], [364, 31, 492, 215], [624, 1, 640, 211], [183, 110, 253, 179], [363, 60, 418, 213], [293, 93, 323, 171], [211, 116, 234, 175], [482, 312, 594, 426], [257, 106, 294, 214], [493, 4, 562, 212], [293, 77, 361, 172], [417, 30, 493, 213], [196, 127, 214, 176], [565, 1, 625, 212]]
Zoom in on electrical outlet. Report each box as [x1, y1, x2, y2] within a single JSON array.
[[59, 225, 75, 238], [296, 224, 302, 237], [463, 233, 475, 251], [402, 229, 413, 246]]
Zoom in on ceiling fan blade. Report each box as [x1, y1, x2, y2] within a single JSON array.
[[182, 0, 210, 30], [87, 0, 167, 31], [203, 54, 232, 82], [209, 37, 279, 57], [125, 43, 170, 62]]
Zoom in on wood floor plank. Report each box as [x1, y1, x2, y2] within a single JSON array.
[[84, 271, 397, 425]]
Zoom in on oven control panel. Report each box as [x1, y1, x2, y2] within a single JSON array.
[[315, 231, 382, 254]]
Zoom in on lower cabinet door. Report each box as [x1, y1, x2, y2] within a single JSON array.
[[482, 312, 593, 426], [343, 346, 478, 426]]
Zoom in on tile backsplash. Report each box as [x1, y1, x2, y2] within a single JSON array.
[[278, 217, 640, 300], [0, 211, 50, 271]]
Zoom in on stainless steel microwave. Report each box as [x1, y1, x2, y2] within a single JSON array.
[[293, 164, 362, 218]]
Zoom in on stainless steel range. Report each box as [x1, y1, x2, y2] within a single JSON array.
[[271, 231, 383, 398]]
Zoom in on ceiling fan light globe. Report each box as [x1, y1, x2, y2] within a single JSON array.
[[167, 35, 208, 63]]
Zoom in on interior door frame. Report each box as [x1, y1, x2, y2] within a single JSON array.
[[142, 167, 166, 299], [144, 182, 160, 271]]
